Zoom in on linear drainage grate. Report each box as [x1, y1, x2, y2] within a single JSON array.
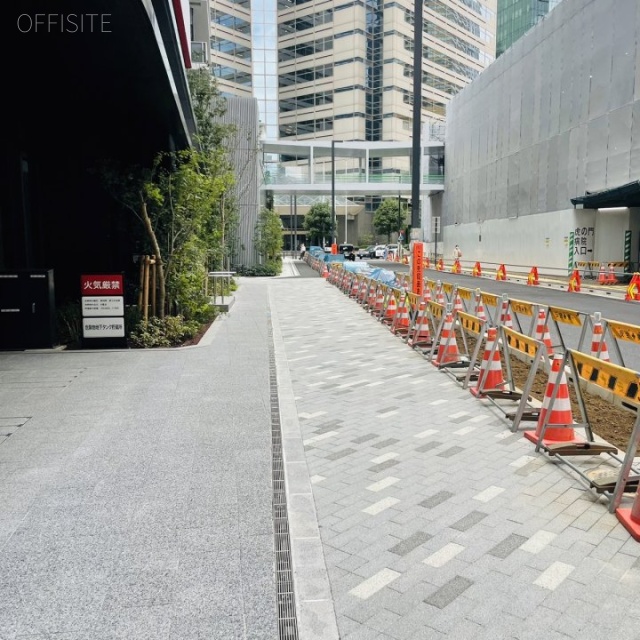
[[269, 324, 299, 640]]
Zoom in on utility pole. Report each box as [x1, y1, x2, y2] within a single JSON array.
[[411, 0, 423, 231]]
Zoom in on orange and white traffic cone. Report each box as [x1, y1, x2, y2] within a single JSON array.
[[321, 263, 329, 278], [597, 264, 607, 285], [496, 264, 507, 281], [605, 264, 617, 285], [366, 283, 377, 309], [338, 270, 347, 291], [534, 308, 553, 357], [470, 327, 504, 397], [524, 354, 577, 445], [590, 312, 610, 361], [391, 294, 410, 336], [371, 289, 385, 317], [381, 295, 397, 326], [474, 289, 487, 322], [408, 301, 432, 349], [616, 483, 640, 541], [453, 290, 464, 314], [358, 280, 369, 304], [498, 295, 513, 329], [435, 281, 445, 306], [472, 262, 482, 277], [349, 276, 359, 297], [433, 306, 461, 367]]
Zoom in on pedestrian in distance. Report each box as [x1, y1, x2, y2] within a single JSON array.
[[453, 244, 462, 260], [299, 243, 306, 259]]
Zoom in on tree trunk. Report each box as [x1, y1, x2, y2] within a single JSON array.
[[140, 196, 166, 319]]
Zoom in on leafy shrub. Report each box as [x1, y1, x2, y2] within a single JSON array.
[[128, 315, 202, 348], [235, 262, 281, 277]]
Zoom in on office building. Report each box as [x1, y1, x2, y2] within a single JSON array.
[[191, 0, 497, 246], [496, 0, 563, 57], [496, 0, 562, 56]]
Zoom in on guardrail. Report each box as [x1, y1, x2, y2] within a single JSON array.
[[263, 173, 445, 186]]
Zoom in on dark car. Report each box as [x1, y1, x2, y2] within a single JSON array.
[[357, 245, 374, 259], [339, 243, 356, 261]]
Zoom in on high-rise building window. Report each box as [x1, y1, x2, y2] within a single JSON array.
[[212, 65, 253, 86], [278, 36, 333, 62], [211, 37, 252, 59], [425, 0, 493, 43], [210, 10, 251, 34], [278, 9, 333, 36], [279, 64, 334, 87], [280, 91, 334, 112]]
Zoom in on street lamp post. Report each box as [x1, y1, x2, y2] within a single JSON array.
[[411, 0, 423, 231], [331, 140, 336, 249], [398, 192, 403, 260]]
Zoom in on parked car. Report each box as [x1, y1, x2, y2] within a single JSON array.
[[386, 244, 399, 256], [372, 245, 387, 258], [357, 245, 375, 259]]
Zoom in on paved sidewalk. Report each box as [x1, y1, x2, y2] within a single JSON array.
[[0, 280, 279, 640], [1, 269, 639, 639], [272, 271, 640, 640]]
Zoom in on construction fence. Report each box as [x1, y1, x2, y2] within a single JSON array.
[[322, 261, 640, 542]]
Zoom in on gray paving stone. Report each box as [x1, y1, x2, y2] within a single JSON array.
[[326, 448, 358, 461], [414, 441, 444, 453], [388, 531, 433, 556], [353, 434, 380, 444], [449, 510, 488, 532], [418, 491, 455, 509], [436, 446, 465, 458], [488, 533, 529, 559], [368, 460, 401, 473], [372, 439, 401, 449], [423, 576, 474, 609]]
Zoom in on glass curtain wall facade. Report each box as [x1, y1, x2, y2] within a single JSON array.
[[200, 0, 497, 144], [496, 0, 562, 57]]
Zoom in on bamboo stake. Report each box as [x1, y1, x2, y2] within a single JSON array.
[[142, 256, 150, 322], [150, 255, 157, 318], [137, 255, 145, 312]]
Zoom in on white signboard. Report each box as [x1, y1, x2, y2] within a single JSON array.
[[82, 317, 125, 338], [82, 296, 124, 317]]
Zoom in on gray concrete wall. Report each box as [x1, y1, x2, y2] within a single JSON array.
[[443, 0, 640, 227], [219, 96, 261, 267]]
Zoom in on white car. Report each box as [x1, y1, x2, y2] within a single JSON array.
[[373, 245, 387, 258]]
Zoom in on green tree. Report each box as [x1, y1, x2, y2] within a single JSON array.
[[303, 202, 332, 246], [373, 198, 407, 243], [99, 71, 236, 319], [255, 207, 283, 265]]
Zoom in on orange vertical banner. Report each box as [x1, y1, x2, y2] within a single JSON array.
[[412, 243, 424, 296]]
